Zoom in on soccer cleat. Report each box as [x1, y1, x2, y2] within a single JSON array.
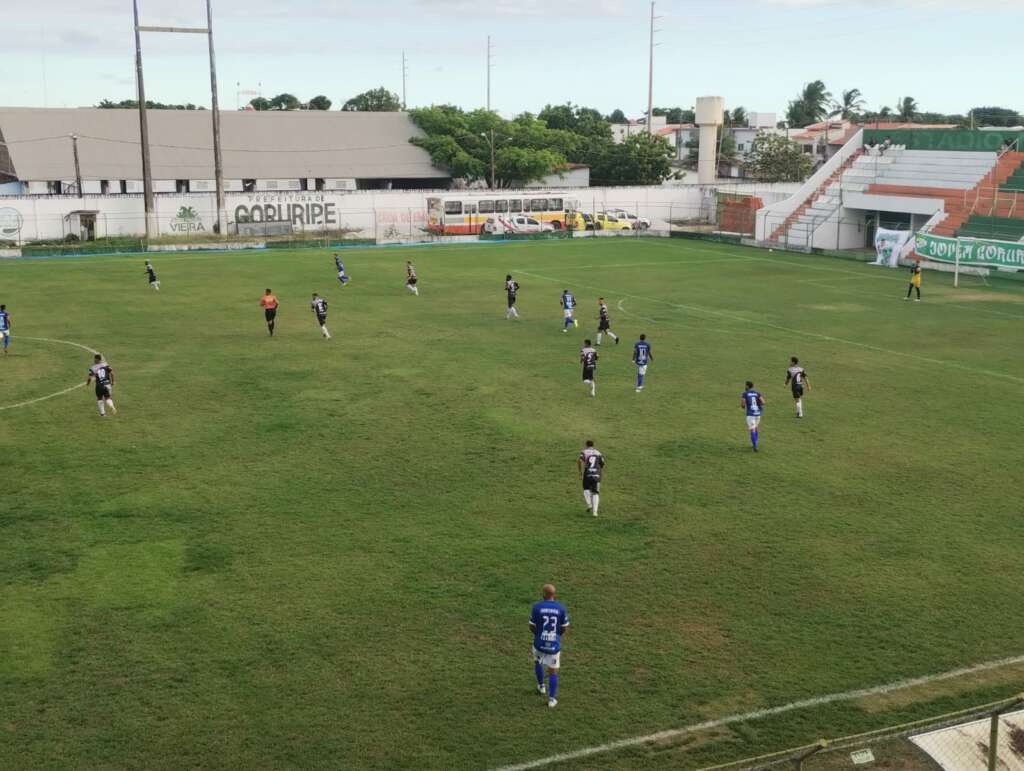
[[573, 319, 578, 328], [548, 698, 558, 708], [615, 337, 620, 345], [903, 297, 909, 301], [914, 298, 921, 302], [592, 510, 598, 517], [636, 388, 642, 393], [537, 684, 546, 695], [108, 405, 117, 414]]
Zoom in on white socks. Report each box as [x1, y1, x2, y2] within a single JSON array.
[[795, 399, 803, 417], [609, 332, 618, 342], [97, 400, 104, 416], [506, 307, 519, 319], [321, 325, 331, 339], [583, 489, 592, 508], [596, 333, 602, 345], [407, 285, 418, 295], [591, 494, 600, 517], [584, 380, 595, 397], [97, 399, 115, 416]]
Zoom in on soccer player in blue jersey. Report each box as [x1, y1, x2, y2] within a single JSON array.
[[529, 583, 570, 708], [632, 334, 653, 392], [740, 380, 765, 452], [560, 289, 578, 332], [333, 253, 350, 285], [0, 304, 11, 354]]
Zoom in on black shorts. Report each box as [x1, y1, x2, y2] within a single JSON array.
[[316, 314, 327, 325], [95, 385, 111, 399], [507, 295, 516, 308], [265, 308, 277, 322], [582, 367, 595, 381], [583, 476, 600, 493], [791, 384, 804, 398], [598, 319, 610, 331], [407, 277, 417, 286]]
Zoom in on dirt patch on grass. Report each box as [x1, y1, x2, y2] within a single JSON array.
[[803, 303, 869, 312], [934, 291, 1024, 304], [857, 661, 1024, 713]]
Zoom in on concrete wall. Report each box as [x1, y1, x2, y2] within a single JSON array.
[[0, 180, 803, 243]]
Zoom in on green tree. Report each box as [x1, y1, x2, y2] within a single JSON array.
[[307, 95, 332, 111], [896, 96, 919, 121], [342, 87, 402, 112], [744, 132, 813, 183], [730, 107, 747, 127], [269, 93, 301, 111], [653, 107, 695, 124], [684, 129, 739, 175], [248, 97, 271, 111], [606, 108, 627, 123], [592, 133, 674, 186], [97, 99, 202, 110], [830, 88, 865, 120], [968, 106, 1022, 127], [786, 80, 831, 127], [408, 105, 568, 188]]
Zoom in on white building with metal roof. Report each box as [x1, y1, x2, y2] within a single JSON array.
[[0, 107, 450, 195]]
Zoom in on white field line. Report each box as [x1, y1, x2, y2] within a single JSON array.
[[492, 652, 1024, 771], [0, 336, 100, 412], [517, 269, 1024, 385]]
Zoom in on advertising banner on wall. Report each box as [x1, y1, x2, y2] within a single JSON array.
[[914, 232, 1024, 269]]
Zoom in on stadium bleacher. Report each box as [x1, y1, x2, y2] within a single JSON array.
[[958, 215, 1024, 241]]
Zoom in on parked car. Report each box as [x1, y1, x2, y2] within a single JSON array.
[[608, 209, 650, 230], [509, 215, 554, 234], [564, 211, 595, 231], [594, 212, 633, 231]]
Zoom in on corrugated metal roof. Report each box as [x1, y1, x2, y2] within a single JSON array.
[[0, 107, 449, 181]]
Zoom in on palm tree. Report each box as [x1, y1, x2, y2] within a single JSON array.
[[896, 96, 918, 121], [830, 88, 866, 120], [801, 80, 832, 123]]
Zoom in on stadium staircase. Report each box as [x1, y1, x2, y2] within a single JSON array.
[[768, 148, 864, 246]]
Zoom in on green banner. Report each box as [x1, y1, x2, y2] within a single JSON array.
[[915, 232, 1024, 269], [863, 129, 1023, 152]]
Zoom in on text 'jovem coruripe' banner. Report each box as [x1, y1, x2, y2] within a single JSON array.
[[915, 232, 1024, 269]]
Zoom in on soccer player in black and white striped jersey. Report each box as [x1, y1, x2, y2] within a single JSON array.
[[785, 356, 809, 418], [86, 354, 116, 417], [310, 293, 331, 339]]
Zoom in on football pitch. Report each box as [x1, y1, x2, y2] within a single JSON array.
[[2, 238, 1023, 769]]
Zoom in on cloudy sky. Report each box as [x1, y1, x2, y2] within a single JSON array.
[[1, 0, 1020, 120]]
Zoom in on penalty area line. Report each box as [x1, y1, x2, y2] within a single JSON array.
[[492, 652, 1024, 771], [0, 336, 101, 412]]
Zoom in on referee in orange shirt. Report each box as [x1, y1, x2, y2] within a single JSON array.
[[259, 288, 279, 336]]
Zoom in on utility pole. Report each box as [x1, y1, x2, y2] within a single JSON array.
[[206, 0, 226, 236], [490, 129, 496, 189], [486, 35, 493, 111], [647, 2, 659, 135], [132, 0, 156, 239], [401, 50, 408, 109], [70, 134, 83, 196]]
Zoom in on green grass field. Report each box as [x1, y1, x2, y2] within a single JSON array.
[[2, 238, 1023, 770]]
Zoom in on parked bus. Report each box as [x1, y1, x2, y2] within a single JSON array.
[[426, 193, 582, 235]]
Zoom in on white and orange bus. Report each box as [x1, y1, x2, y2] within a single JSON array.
[[426, 193, 582, 235]]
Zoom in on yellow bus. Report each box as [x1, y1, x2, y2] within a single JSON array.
[[426, 193, 582, 235]]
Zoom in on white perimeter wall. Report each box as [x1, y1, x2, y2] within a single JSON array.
[[0, 181, 802, 243]]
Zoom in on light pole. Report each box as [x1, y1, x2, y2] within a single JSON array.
[[69, 133, 83, 196], [481, 131, 496, 189], [133, 0, 226, 237]]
